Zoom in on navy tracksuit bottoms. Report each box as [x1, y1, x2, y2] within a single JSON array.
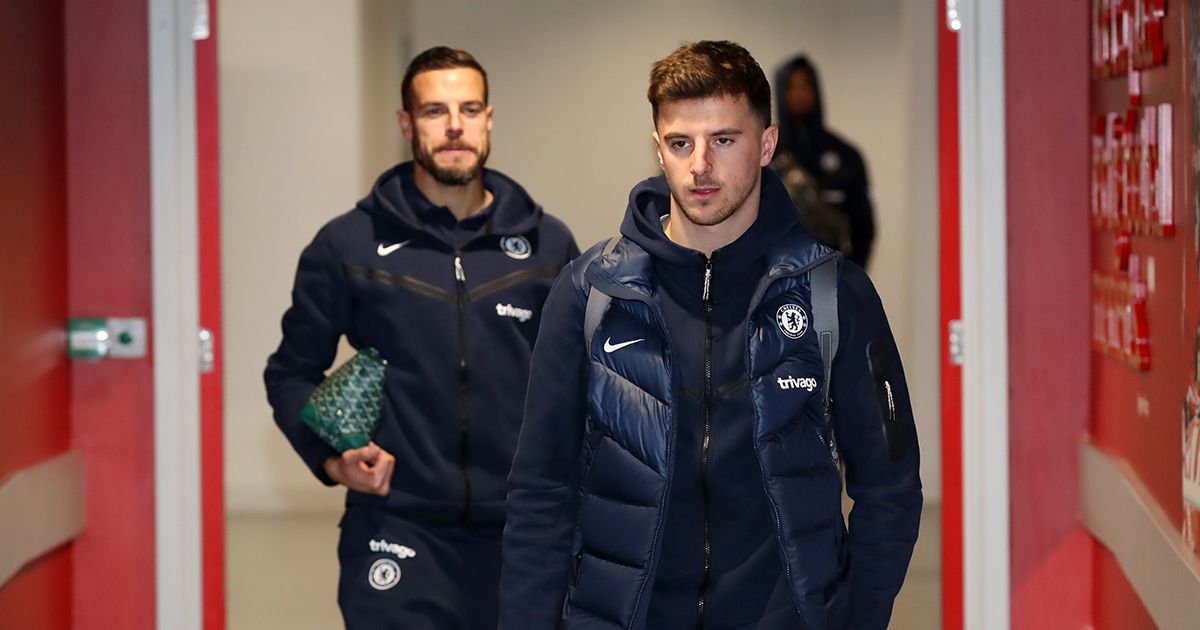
[[337, 505, 503, 629]]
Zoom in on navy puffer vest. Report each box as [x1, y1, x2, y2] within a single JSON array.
[[563, 231, 848, 630]]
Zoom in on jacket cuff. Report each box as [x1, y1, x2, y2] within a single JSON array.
[[295, 431, 339, 486]]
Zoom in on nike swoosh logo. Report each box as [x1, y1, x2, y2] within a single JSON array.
[[603, 337, 644, 353], [377, 240, 411, 256]]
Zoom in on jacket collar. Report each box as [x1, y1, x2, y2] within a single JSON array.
[[358, 162, 544, 240], [587, 222, 833, 303]]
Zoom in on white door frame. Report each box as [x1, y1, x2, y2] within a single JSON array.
[[149, 0, 202, 627], [956, 1, 1011, 628]]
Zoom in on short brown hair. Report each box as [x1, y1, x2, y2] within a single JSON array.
[[647, 41, 772, 128], [401, 46, 488, 112]]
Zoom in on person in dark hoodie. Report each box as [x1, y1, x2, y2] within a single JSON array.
[[264, 46, 578, 629], [773, 55, 876, 270], [501, 41, 920, 629]]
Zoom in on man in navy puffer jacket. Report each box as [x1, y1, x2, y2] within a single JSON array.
[[501, 41, 920, 630], [264, 47, 577, 629]]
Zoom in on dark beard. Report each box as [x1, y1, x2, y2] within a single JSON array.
[[413, 140, 489, 187]]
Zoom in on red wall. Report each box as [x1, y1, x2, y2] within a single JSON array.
[[64, 0, 157, 626], [1087, 2, 1194, 628], [1004, 1, 1094, 627], [1093, 543, 1155, 629], [0, 0, 72, 624]]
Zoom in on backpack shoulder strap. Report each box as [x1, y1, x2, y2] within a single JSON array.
[[811, 255, 839, 416], [583, 237, 621, 352]]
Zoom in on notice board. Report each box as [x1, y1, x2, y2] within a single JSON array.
[[1089, 0, 1200, 612]]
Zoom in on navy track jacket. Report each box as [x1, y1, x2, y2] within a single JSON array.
[[265, 163, 578, 527], [501, 169, 921, 629]]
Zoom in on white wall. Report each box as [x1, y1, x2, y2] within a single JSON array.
[[220, 0, 406, 512], [221, 0, 941, 512], [900, 0, 942, 503]]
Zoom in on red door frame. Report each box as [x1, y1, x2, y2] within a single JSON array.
[[70, 0, 225, 624], [938, 7, 964, 630], [197, 0, 226, 627]]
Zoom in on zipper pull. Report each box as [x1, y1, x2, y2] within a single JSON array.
[[702, 257, 713, 302], [454, 255, 465, 283], [884, 380, 895, 422]]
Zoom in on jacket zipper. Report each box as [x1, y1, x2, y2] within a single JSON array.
[[696, 256, 714, 629], [448, 240, 551, 525], [363, 228, 544, 526], [454, 252, 472, 523]]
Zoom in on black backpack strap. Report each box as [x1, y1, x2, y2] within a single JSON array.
[[811, 254, 840, 424], [583, 237, 621, 352]]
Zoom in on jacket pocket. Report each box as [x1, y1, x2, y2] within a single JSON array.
[[867, 340, 907, 462], [578, 420, 604, 494], [812, 421, 839, 472], [797, 575, 850, 630], [798, 528, 851, 630], [560, 426, 600, 623], [558, 550, 584, 624]]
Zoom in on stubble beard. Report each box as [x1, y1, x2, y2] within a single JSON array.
[[667, 173, 756, 228]]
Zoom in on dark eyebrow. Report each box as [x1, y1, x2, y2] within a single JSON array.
[[662, 129, 744, 142], [417, 100, 485, 110]]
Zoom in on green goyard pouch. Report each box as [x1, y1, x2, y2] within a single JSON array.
[[301, 347, 387, 452]]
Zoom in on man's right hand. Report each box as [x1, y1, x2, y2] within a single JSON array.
[[323, 442, 395, 496]]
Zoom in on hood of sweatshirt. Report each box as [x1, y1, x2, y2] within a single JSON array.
[[617, 166, 801, 301], [776, 55, 825, 130], [356, 162, 543, 241]]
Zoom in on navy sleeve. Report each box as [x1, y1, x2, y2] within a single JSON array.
[[263, 225, 348, 485], [500, 261, 588, 629], [830, 260, 922, 629]]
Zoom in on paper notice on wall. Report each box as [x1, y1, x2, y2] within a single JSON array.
[[1185, 376, 1200, 552]]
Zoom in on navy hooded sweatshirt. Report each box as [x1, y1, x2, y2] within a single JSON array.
[[265, 162, 578, 527], [775, 56, 875, 270]]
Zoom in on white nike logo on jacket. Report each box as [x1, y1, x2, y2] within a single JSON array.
[[603, 338, 644, 353]]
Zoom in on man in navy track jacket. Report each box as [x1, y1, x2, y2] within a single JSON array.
[[501, 41, 920, 630], [264, 47, 578, 629]]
